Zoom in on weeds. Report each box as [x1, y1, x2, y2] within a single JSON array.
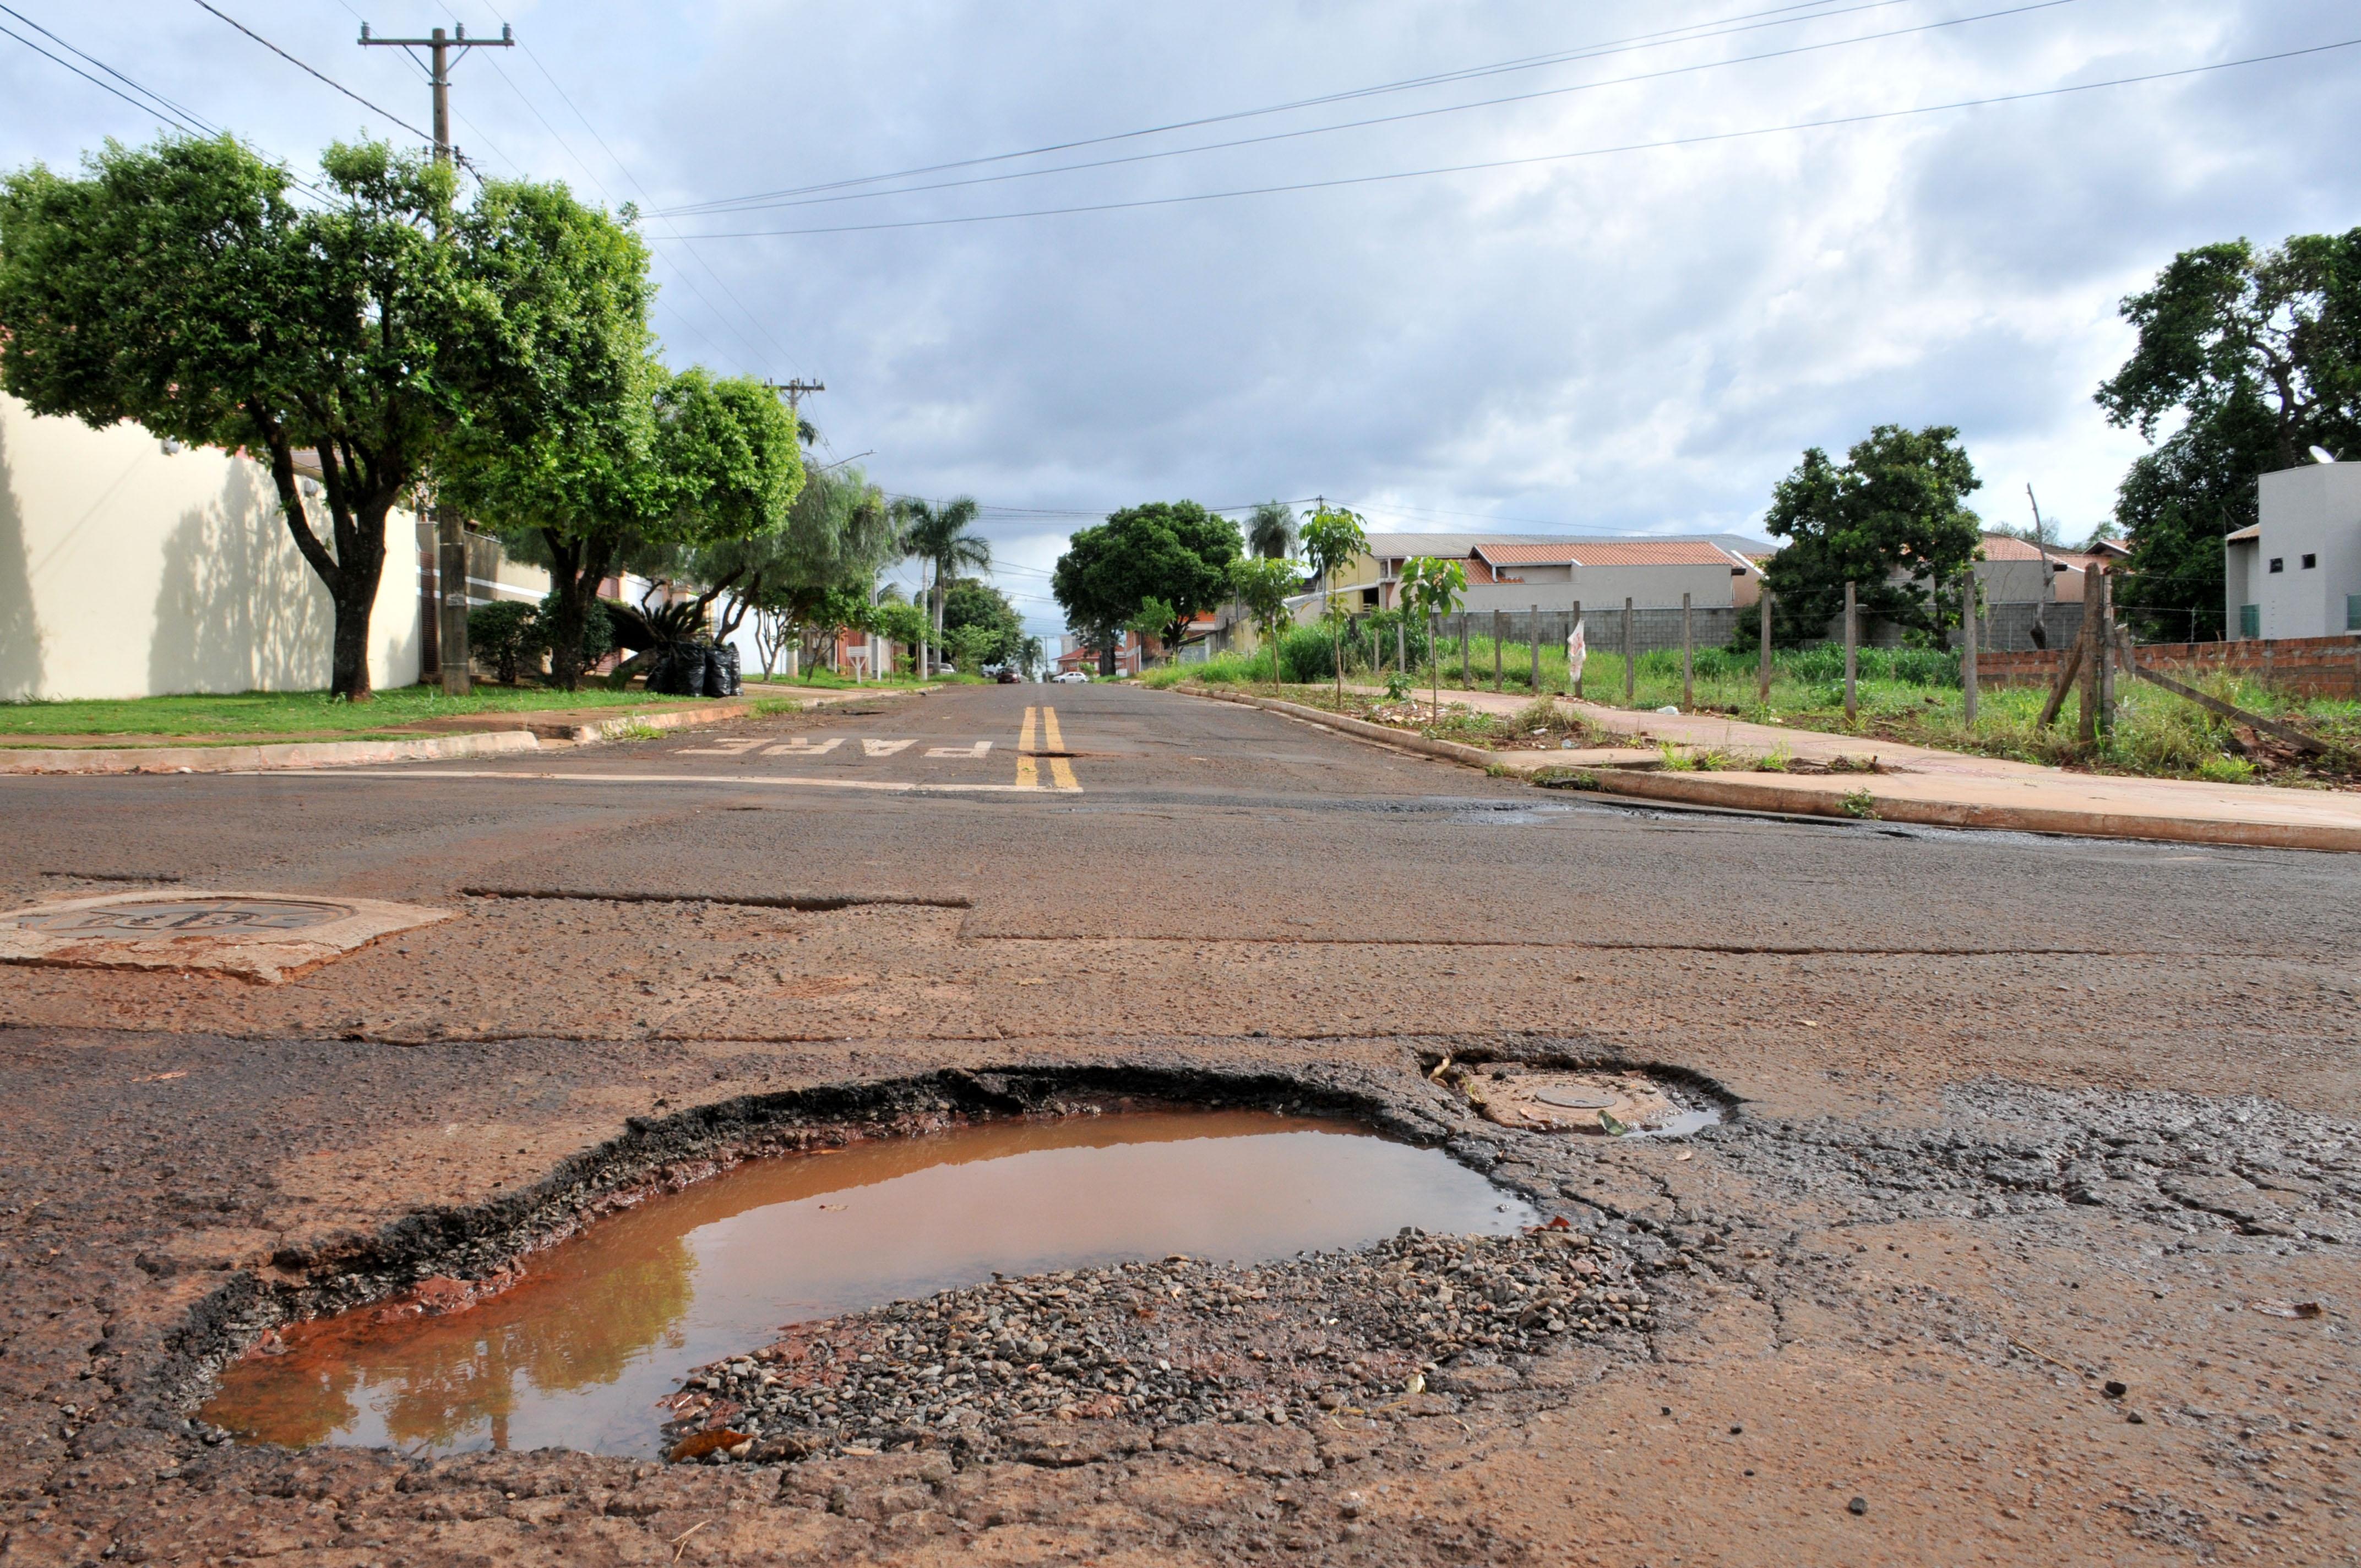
[[1840, 787, 1879, 819]]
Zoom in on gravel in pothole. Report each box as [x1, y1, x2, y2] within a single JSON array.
[[661, 1223, 1652, 1464]]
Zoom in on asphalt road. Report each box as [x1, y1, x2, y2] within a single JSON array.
[[2, 680, 2357, 1565]]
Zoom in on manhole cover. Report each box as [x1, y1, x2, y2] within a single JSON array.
[[0, 890, 450, 984], [1530, 1086, 1620, 1110], [12, 897, 351, 939], [1459, 1071, 1687, 1135]]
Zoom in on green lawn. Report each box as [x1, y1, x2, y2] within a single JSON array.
[[1159, 643, 2360, 787], [0, 684, 682, 739]]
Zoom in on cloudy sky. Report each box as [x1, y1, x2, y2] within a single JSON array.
[[4, 1, 2355, 634]]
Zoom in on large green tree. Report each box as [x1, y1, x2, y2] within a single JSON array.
[[1759, 424, 1982, 644], [1052, 501, 1243, 673], [0, 135, 474, 699], [445, 361, 802, 687], [2096, 231, 2361, 640], [940, 578, 1025, 669]]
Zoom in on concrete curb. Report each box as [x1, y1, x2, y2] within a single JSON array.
[[1555, 767, 2361, 854], [0, 683, 933, 777], [1180, 685, 2361, 854], [0, 729, 545, 777]]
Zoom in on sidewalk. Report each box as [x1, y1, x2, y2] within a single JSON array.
[[1267, 683, 2361, 853], [0, 686, 922, 776]]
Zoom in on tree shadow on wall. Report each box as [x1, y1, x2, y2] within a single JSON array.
[[0, 415, 45, 700], [148, 459, 334, 695]]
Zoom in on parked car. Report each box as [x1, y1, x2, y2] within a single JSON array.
[[1052, 669, 1089, 684]]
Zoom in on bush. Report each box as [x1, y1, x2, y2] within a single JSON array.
[[466, 600, 542, 684]]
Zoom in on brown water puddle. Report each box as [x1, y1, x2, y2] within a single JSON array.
[[204, 1108, 1532, 1456]]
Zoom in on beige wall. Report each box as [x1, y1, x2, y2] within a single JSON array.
[[1, 393, 421, 700]]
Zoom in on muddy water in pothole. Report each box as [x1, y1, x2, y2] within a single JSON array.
[[204, 1109, 1533, 1456]]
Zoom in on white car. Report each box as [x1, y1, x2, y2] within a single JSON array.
[[1052, 669, 1090, 684]]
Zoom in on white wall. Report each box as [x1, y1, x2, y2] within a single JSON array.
[[2253, 464, 2361, 639], [1464, 561, 1743, 613], [0, 393, 421, 700]]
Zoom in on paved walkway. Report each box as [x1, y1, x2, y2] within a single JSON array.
[[1335, 683, 2361, 852]]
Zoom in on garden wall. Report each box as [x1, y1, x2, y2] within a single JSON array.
[[1976, 634, 2361, 699]]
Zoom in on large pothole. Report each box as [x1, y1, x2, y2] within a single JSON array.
[[198, 1103, 1553, 1458]]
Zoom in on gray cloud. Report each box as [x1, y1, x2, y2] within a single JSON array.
[[4, 0, 2355, 630]]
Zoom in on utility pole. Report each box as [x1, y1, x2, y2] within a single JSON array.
[[360, 20, 515, 695], [764, 379, 826, 418]]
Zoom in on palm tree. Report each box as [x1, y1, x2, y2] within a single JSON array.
[[896, 497, 990, 676], [1247, 500, 1296, 559]]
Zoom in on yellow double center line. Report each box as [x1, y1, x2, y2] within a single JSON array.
[[1018, 706, 1080, 791]]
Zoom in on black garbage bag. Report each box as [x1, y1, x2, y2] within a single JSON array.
[[648, 643, 708, 696], [717, 644, 742, 696]]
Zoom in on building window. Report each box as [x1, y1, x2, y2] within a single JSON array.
[[2302, 553, 2318, 569], [2240, 603, 2261, 638], [2268, 558, 2284, 573], [2348, 596, 2361, 633]]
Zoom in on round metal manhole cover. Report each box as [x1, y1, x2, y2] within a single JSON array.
[[1530, 1087, 1621, 1110], [10, 897, 354, 939]]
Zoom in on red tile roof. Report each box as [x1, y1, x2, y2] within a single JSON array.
[[1473, 541, 1742, 568]]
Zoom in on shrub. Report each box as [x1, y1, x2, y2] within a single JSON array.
[[466, 600, 542, 684]]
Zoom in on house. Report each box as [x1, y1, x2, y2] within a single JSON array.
[[2224, 462, 2361, 640], [1330, 532, 1767, 617]]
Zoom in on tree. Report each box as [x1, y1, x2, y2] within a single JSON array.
[[941, 579, 1025, 669], [1398, 555, 1466, 715], [447, 361, 802, 687], [1052, 501, 1243, 675], [871, 600, 928, 673], [1228, 556, 1302, 692], [1247, 500, 1297, 559], [1126, 598, 1178, 666], [732, 459, 901, 674], [1299, 504, 1369, 706], [1759, 425, 1982, 645], [2095, 231, 2361, 639], [897, 497, 989, 678], [466, 600, 542, 684], [0, 135, 478, 699]]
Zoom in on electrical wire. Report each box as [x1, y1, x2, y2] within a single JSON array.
[[186, 0, 431, 142], [665, 0, 1891, 215], [1, 3, 220, 135], [666, 0, 2061, 220], [681, 36, 2361, 238], [0, 19, 209, 132]]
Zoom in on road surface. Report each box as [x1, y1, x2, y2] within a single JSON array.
[[2, 682, 2355, 1565]]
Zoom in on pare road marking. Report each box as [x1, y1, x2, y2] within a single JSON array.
[[927, 741, 994, 759], [319, 770, 1072, 794], [861, 738, 917, 757], [676, 737, 765, 755], [761, 737, 844, 756]]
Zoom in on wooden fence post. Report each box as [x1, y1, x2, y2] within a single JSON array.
[[1530, 605, 1540, 693], [1493, 609, 1504, 693], [1680, 592, 1693, 710], [2097, 567, 2116, 733], [2077, 565, 2104, 747], [1960, 568, 1979, 727], [1623, 597, 1635, 704], [1758, 587, 1772, 703], [1459, 613, 1470, 688], [1843, 580, 1858, 725]]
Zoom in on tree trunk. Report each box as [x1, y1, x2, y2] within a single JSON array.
[[542, 532, 614, 692], [253, 422, 387, 701]]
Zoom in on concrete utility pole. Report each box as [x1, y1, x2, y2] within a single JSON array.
[[764, 380, 826, 418], [360, 20, 515, 696]]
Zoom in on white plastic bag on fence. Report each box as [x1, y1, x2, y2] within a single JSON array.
[[1566, 618, 1587, 686]]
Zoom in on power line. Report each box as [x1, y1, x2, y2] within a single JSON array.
[[663, 0, 2072, 220], [662, 0, 1887, 216], [681, 36, 2361, 238], [1, 3, 219, 135], [187, 0, 431, 142], [0, 18, 208, 132]]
